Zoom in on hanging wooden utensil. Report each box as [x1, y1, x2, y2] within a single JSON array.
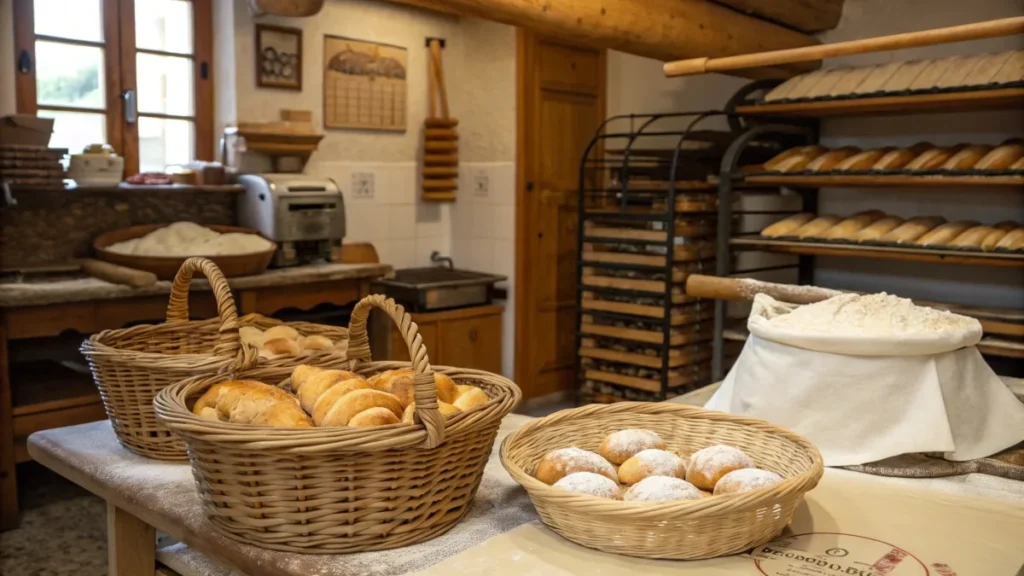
[[422, 39, 459, 202]]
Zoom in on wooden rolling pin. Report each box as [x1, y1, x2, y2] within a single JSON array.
[[685, 274, 842, 305], [78, 258, 158, 288]]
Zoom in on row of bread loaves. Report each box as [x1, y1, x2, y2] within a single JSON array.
[[239, 325, 346, 359], [763, 140, 1024, 173]]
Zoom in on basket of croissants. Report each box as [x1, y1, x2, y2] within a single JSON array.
[[500, 402, 823, 560], [153, 294, 521, 553], [81, 257, 350, 461]]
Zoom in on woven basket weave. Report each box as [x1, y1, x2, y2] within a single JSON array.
[[81, 257, 350, 460], [154, 294, 521, 553], [500, 402, 823, 560]]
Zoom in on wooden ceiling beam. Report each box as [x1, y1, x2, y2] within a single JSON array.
[[711, 0, 845, 33], [384, 0, 820, 78]]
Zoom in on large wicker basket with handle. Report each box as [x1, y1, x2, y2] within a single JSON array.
[[500, 402, 823, 559], [81, 257, 350, 460], [153, 294, 521, 553]]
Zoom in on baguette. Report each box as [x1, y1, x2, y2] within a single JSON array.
[[879, 216, 947, 244], [974, 140, 1024, 170], [792, 215, 842, 239], [820, 212, 886, 240], [764, 146, 827, 172], [833, 148, 895, 171], [915, 220, 980, 246], [949, 225, 995, 248], [940, 145, 994, 171], [980, 228, 1009, 251], [804, 147, 862, 172], [872, 142, 934, 170], [996, 228, 1024, 250], [1011, 157, 1024, 171], [761, 213, 815, 237], [904, 146, 966, 171], [961, 51, 1016, 86], [994, 220, 1021, 230], [193, 380, 313, 427], [853, 216, 904, 242]]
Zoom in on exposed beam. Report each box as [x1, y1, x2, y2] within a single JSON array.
[[712, 0, 845, 33], [381, 0, 461, 17], [385, 0, 820, 77]]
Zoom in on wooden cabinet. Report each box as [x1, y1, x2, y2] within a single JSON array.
[[388, 305, 503, 374]]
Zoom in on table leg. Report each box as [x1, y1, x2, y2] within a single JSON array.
[[0, 321, 18, 531], [107, 502, 156, 576]]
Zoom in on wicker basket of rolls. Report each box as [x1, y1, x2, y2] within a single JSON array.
[[153, 294, 521, 553], [81, 257, 350, 461], [500, 402, 823, 560]]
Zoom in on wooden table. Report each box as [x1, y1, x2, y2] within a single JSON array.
[[0, 262, 391, 530]]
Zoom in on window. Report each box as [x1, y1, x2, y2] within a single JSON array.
[[14, 0, 213, 175]]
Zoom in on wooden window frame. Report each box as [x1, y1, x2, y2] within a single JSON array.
[[12, 0, 214, 175]]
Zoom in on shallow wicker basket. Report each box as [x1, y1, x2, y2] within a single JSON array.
[[153, 294, 521, 553], [499, 402, 823, 560], [81, 257, 350, 461]]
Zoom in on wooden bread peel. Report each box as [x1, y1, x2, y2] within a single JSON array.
[[422, 39, 458, 202]]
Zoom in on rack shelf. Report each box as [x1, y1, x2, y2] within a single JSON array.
[[730, 236, 1024, 268], [743, 174, 1024, 189], [734, 88, 1024, 119]]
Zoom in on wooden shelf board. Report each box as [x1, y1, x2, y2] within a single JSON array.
[[11, 361, 99, 416], [735, 88, 1024, 118], [19, 184, 244, 193], [580, 320, 713, 346], [730, 237, 1024, 268], [583, 367, 711, 393], [581, 297, 716, 325], [600, 180, 716, 191], [744, 174, 1024, 189]]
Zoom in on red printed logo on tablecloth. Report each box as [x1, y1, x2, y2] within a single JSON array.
[[873, 548, 910, 574], [929, 564, 959, 576], [747, 532, 935, 576]]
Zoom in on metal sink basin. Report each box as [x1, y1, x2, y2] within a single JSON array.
[[373, 267, 506, 312]]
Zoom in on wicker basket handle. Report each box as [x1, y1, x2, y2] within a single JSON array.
[[166, 257, 244, 361], [348, 294, 445, 449]]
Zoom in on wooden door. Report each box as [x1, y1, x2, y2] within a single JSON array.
[[515, 30, 605, 400]]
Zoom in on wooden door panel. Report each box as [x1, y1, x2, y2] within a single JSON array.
[[538, 42, 600, 96], [439, 315, 503, 373]]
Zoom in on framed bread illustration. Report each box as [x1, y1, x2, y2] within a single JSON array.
[[256, 24, 302, 90], [323, 35, 407, 131]]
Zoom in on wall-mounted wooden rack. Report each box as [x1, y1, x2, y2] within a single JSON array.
[[730, 236, 1024, 268], [744, 174, 1024, 189], [735, 87, 1024, 118]]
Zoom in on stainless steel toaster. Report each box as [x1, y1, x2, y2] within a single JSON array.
[[237, 174, 345, 267]]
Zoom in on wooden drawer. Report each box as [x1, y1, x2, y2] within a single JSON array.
[[538, 42, 601, 95], [389, 320, 438, 363], [438, 314, 503, 374]]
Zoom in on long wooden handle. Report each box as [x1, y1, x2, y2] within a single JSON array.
[[664, 16, 1024, 77], [430, 40, 450, 119], [685, 274, 842, 304], [427, 40, 437, 118], [79, 258, 158, 288]]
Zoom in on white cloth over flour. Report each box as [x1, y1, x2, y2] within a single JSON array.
[[706, 294, 1024, 466]]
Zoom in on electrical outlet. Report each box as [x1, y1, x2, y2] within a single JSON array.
[[473, 171, 489, 198], [352, 172, 375, 200]]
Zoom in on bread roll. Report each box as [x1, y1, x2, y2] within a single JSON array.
[[915, 220, 980, 246], [792, 215, 842, 239], [961, 51, 1016, 86], [940, 145, 994, 171], [1010, 157, 1024, 171], [991, 51, 1024, 85], [763, 146, 807, 169], [879, 216, 947, 244], [877, 60, 931, 92], [764, 146, 826, 172], [309, 378, 373, 424], [299, 335, 334, 351], [949, 225, 995, 248], [553, 472, 621, 499], [599, 429, 666, 465], [996, 228, 1024, 250], [452, 384, 490, 411], [264, 325, 299, 341], [713, 469, 783, 495], [319, 389, 404, 427], [872, 142, 934, 170], [536, 447, 617, 485], [804, 147, 861, 172], [348, 406, 400, 427], [371, 369, 459, 407], [852, 216, 905, 242], [761, 213, 815, 237], [685, 445, 755, 491], [833, 148, 895, 171], [260, 337, 300, 358], [239, 327, 266, 349], [974, 140, 1024, 170], [618, 449, 687, 485], [827, 66, 874, 96], [820, 211, 886, 240], [907, 55, 961, 91], [904, 146, 965, 171], [624, 476, 702, 502], [290, 364, 324, 391], [852, 61, 902, 95], [401, 401, 461, 424], [193, 380, 312, 427], [980, 228, 1009, 251], [994, 220, 1021, 230]]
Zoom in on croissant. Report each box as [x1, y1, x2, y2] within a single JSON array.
[[369, 369, 458, 406], [193, 380, 312, 427]]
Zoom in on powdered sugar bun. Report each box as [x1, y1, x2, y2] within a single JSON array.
[[553, 472, 621, 499], [535, 447, 618, 485], [617, 449, 687, 485], [685, 445, 754, 490], [713, 468, 783, 495], [599, 429, 666, 465], [623, 476, 701, 502]]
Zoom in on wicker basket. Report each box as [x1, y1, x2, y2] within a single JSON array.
[[153, 294, 522, 553], [499, 402, 823, 560], [81, 257, 350, 460]]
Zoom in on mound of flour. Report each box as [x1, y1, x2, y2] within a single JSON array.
[[769, 292, 978, 336]]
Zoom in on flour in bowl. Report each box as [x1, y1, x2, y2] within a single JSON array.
[[769, 292, 979, 336]]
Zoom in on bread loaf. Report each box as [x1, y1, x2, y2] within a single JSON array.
[[452, 384, 490, 411], [994, 220, 1021, 230], [763, 146, 808, 169], [764, 146, 826, 172], [599, 429, 666, 465], [348, 407, 400, 427], [317, 388, 404, 427], [819, 211, 886, 240], [617, 449, 687, 485], [833, 148, 895, 171], [264, 325, 299, 341], [872, 143, 934, 170], [536, 447, 617, 485], [1010, 157, 1024, 171], [761, 213, 815, 237], [980, 228, 1009, 251], [852, 216, 904, 242], [295, 372, 366, 414], [299, 335, 334, 351], [239, 327, 266, 349], [974, 140, 1024, 170], [879, 216, 947, 244], [370, 369, 458, 406], [915, 221, 980, 246], [193, 380, 312, 427], [941, 145, 994, 171], [804, 147, 861, 172], [791, 215, 842, 238], [401, 401, 461, 424], [996, 228, 1024, 250], [260, 337, 301, 358], [904, 146, 965, 171], [949, 225, 995, 248], [685, 445, 754, 491]]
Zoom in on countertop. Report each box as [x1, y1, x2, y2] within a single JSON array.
[[0, 262, 393, 308]]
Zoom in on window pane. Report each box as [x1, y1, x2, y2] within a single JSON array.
[[137, 54, 194, 116], [139, 117, 194, 172], [135, 0, 193, 55], [37, 110, 106, 154], [35, 41, 106, 109], [34, 0, 103, 42]]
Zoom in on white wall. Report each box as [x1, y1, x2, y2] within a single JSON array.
[[1, 0, 16, 116]]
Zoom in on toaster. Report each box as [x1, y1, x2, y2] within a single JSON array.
[[237, 174, 345, 267]]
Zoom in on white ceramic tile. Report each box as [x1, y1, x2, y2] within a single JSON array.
[[388, 163, 417, 205], [494, 203, 515, 241], [493, 239, 515, 279], [470, 201, 495, 240], [493, 164, 516, 206], [468, 238, 494, 272], [344, 202, 376, 243], [416, 236, 447, 266], [415, 219, 443, 239], [373, 240, 394, 267], [390, 239, 417, 269], [389, 204, 416, 240]]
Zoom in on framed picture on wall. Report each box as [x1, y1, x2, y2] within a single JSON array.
[[256, 24, 303, 90], [323, 35, 407, 131]]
